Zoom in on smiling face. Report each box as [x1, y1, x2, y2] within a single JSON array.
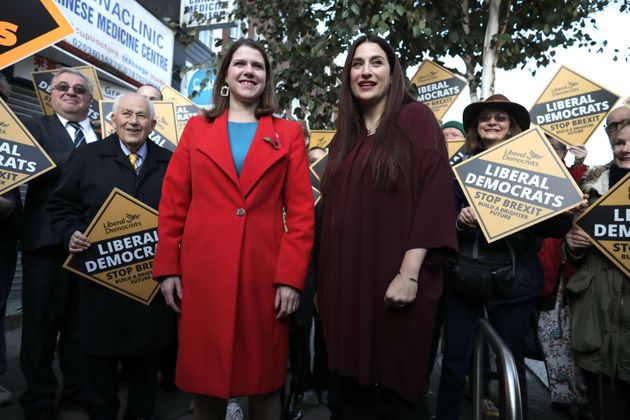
[[477, 107, 511, 148], [111, 94, 156, 153], [349, 41, 392, 111], [50, 72, 91, 121], [613, 125, 630, 169], [225, 45, 266, 108]]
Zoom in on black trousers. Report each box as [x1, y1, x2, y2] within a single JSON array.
[[328, 374, 429, 420], [582, 369, 630, 420], [19, 248, 84, 413], [437, 290, 533, 420], [85, 349, 161, 420]]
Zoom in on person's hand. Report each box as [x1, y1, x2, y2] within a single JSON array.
[[568, 145, 588, 165], [566, 227, 591, 251], [384, 272, 418, 309], [275, 285, 300, 319], [69, 231, 90, 253], [567, 194, 590, 216], [457, 206, 478, 228], [161, 276, 182, 313]]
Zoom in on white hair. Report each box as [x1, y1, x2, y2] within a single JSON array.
[[112, 93, 155, 122]]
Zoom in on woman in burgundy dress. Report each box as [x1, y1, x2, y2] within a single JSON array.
[[317, 34, 457, 419]]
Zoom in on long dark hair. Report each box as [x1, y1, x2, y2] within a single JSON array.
[[321, 34, 415, 192], [203, 39, 276, 121]]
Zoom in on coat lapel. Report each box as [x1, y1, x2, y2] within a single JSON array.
[[137, 140, 165, 182], [196, 112, 240, 189], [239, 115, 288, 197], [48, 115, 75, 149]]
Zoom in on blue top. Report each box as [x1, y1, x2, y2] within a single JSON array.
[[228, 121, 258, 176]]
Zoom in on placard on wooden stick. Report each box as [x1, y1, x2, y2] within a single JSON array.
[[160, 86, 201, 139], [0, 98, 56, 195], [574, 171, 630, 277], [453, 127, 583, 242], [309, 153, 328, 207], [529, 66, 619, 146], [99, 101, 179, 151], [411, 60, 467, 120], [63, 189, 161, 305], [309, 130, 335, 150], [0, 0, 74, 69], [447, 138, 466, 166]]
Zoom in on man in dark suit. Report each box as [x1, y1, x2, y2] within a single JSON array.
[[47, 93, 174, 420], [20, 68, 99, 420]]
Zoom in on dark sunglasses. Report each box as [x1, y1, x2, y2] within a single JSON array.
[[604, 121, 620, 134], [53, 82, 89, 95], [478, 113, 509, 123]]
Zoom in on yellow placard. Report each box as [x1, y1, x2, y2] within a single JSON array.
[[31, 66, 104, 122], [0, 98, 56, 194], [411, 60, 468, 120], [0, 0, 74, 70], [447, 138, 466, 166], [63, 189, 161, 305], [160, 86, 201, 139], [99, 101, 179, 151], [309, 152, 328, 207], [453, 127, 584, 242], [574, 171, 630, 277], [309, 130, 335, 150], [529, 66, 619, 146]]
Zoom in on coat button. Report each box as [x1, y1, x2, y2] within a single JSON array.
[[236, 208, 246, 217]]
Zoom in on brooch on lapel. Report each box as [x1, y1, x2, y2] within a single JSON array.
[[263, 133, 281, 150]]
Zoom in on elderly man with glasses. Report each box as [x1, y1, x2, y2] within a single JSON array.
[[19, 68, 100, 420]]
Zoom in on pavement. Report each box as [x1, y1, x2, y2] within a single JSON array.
[[0, 314, 572, 420]]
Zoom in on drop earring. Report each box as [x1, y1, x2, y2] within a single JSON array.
[[220, 85, 230, 97]]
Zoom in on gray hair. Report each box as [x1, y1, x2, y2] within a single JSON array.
[[112, 93, 155, 122], [51, 68, 93, 96]]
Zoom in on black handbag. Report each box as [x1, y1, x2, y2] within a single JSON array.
[[447, 231, 516, 300]]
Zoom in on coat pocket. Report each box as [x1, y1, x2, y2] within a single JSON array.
[[568, 269, 603, 353]]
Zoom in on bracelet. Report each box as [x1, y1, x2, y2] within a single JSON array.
[[398, 271, 418, 283]]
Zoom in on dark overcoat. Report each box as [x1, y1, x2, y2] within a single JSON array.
[[22, 115, 100, 250], [47, 134, 174, 355]]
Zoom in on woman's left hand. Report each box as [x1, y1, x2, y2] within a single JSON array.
[[384, 272, 418, 309], [275, 285, 300, 319]]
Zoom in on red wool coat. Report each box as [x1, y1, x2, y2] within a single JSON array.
[[153, 112, 314, 398]]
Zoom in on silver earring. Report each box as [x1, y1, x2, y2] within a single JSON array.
[[220, 85, 229, 97]]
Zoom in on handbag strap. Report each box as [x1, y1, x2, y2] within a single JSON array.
[[472, 231, 517, 278]]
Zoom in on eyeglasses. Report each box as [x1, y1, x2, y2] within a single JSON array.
[[604, 121, 620, 134], [53, 83, 89, 95], [478, 113, 510, 123]]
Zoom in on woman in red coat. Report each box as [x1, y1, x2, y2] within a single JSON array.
[[154, 39, 314, 419]]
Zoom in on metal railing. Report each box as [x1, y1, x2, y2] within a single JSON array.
[[473, 318, 523, 420]]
